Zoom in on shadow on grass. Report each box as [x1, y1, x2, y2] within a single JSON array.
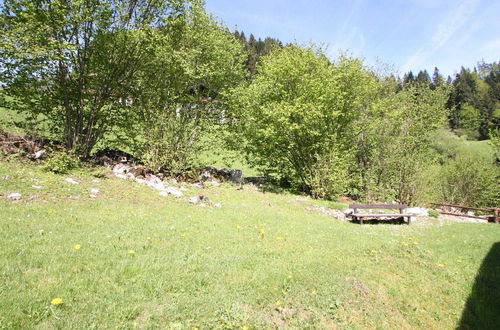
[[350, 217, 408, 225], [458, 242, 500, 329]]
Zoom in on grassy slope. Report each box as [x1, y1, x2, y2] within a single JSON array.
[[0, 160, 499, 329], [0, 106, 26, 136]]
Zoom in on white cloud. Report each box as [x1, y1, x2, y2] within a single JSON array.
[[401, 0, 480, 73]]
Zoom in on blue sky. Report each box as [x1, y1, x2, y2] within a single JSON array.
[[206, 0, 500, 77]]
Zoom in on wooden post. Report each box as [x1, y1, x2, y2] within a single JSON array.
[[495, 208, 499, 224]]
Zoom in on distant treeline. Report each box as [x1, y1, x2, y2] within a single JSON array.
[[235, 30, 499, 142]]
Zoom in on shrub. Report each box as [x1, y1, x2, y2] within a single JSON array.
[[436, 155, 499, 207], [228, 45, 376, 192], [428, 209, 440, 218], [309, 147, 350, 200], [44, 152, 81, 174]]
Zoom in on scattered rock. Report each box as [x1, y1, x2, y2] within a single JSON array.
[[190, 182, 204, 189], [65, 178, 79, 185], [405, 207, 429, 217], [7, 193, 22, 201], [208, 180, 221, 187], [115, 173, 128, 180], [200, 166, 243, 184], [3, 175, 11, 180], [159, 191, 169, 197], [164, 187, 184, 198], [307, 206, 347, 221], [189, 196, 200, 204], [214, 203, 222, 208], [112, 163, 130, 175], [90, 188, 100, 198], [31, 185, 43, 189], [91, 179, 100, 183], [128, 167, 145, 178], [34, 149, 47, 159]]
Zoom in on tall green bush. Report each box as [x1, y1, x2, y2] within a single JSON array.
[[227, 45, 377, 194], [136, 2, 246, 172], [358, 85, 449, 205]]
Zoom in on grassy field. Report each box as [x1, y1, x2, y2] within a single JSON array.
[[0, 160, 499, 329]]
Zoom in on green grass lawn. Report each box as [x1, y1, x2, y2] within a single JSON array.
[[0, 160, 499, 329]]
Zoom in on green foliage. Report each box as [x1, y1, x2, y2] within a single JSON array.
[[428, 209, 440, 218], [309, 147, 350, 199], [135, 2, 246, 172], [359, 84, 450, 204], [0, 0, 186, 156], [228, 45, 376, 193], [43, 151, 81, 174], [436, 155, 499, 207], [490, 129, 500, 162]]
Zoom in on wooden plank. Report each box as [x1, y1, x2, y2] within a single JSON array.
[[351, 213, 412, 217], [431, 203, 495, 212], [437, 211, 491, 220], [349, 204, 407, 210]]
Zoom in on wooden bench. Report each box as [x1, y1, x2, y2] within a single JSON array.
[[349, 204, 412, 225]]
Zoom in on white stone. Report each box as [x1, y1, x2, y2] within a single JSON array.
[[7, 193, 21, 201], [159, 191, 169, 197], [164, 187, 184, 197], [112, 163, 130, 175], [214, 203, 222, 208], [135, 178, 146, 184], [208, 180, 221, 187], [146, 181, 165, 191], [90, 188, 100, 195], [189, 196, 200, 204], [91, 179, 100, 183], [34, 149, 46, 159], [65, 178, 79, 185], [404, 207, 429, 217], [115, 174, 127, 180], [32, 185, 43, 189]]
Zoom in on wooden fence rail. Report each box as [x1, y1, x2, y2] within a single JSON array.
[[432, 203, 499, 223]]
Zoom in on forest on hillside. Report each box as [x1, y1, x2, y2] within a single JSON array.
[[0, 0, 498, 207]]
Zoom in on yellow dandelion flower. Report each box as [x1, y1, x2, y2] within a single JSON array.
[[437, 263, 445, 268], [237, 225, 241, 229], [242, 326, 250, 330], [275, 300, 282, 307], [408, 237, 413, 241], [51, 298, 63, 306], [311, 289, 317, 295], [74, 244, 81, 250], [402, 242, 409, 247], [288, 275, 292, 279], [146, 237, 152, 241], [180, 234, 187, 238], [276, 236, 283, 241], [128, 250, 135, 255], [413, 242, 419, 245]]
